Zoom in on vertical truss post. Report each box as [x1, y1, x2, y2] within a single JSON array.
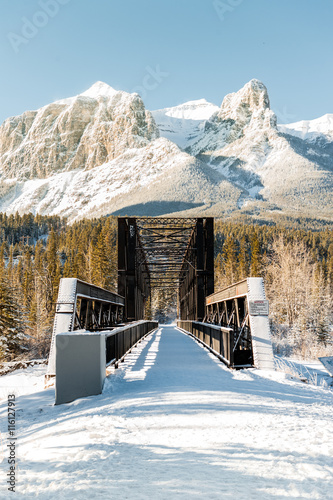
[[118, 218, 137, 322], [196, 218, 205, 321], [118, 218, 150, 322], [205, 217, 215, 298], [118, 217, 127, 300], [127, 218, 137, 321], [195, 217, 214, 321]]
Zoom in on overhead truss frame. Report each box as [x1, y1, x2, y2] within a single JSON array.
[[118, 217, 214, 322]]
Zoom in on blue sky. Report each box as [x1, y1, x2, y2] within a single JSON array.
[[0, 0, 332, 124]]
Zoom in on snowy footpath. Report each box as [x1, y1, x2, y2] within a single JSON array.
[[1, 326, 333, 499]]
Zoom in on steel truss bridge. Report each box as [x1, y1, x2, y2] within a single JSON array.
[[47, 217, 275, 404], [118, 217, 214, 322]]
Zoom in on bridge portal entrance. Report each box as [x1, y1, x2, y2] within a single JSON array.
[[117, 217, 214, 322]]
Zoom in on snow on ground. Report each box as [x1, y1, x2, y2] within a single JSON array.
[[1, 326, 333, 499], [0, 364, 46, 400], [274, 356, 333, 388]]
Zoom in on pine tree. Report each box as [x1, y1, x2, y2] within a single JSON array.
[[250, 232, 261, 276], [222, 235, 238, 284], [46, 228, 61, 310], [238, 237, 248, 280], [0, 266, 26, 360]]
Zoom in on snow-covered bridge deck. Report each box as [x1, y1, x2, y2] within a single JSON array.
[[1, 326, 333, 499]]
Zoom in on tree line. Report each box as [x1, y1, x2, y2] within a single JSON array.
[[0, 213, 117, 361], [0, 213, 332, 361], [214, 220, 333, 358]]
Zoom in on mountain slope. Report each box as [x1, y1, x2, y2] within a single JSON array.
[[0, 82, 158, 180], [0, 138, 239, 220]]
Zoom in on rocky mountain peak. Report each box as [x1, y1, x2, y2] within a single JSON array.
[[219, 79, 271, 123], [80, 81, 119, 99], [0, 82, 159, 180], [187, 79, 277, 155]]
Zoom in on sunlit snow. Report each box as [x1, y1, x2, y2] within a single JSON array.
[[0, 327, 332, 499]]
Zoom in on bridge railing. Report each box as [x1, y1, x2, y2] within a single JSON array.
[[205, 277, 275, 370], [46, 278, 125, 379], [105, 321, 158, 367], [177, 320, 234, 367], [55, 320, 158, 405]]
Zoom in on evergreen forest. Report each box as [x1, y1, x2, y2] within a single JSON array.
[[0, 212, 332, 362]]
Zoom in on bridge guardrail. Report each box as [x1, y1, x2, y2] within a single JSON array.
[[55, 320, 158, 405], [47, 278, 125, 379], [205, 278, 275, 370], [177, 320, 234, 367], [105, 321, 158, 367]]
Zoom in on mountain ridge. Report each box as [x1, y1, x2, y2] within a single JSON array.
[[0, 79, 332, 223], [0, 82, 158, 180]]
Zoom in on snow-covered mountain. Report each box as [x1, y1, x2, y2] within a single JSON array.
[[152, 99, 219, 149], [0, 137, 239, 220], [0, 81, 158, 180], [0, 79, 332, 222], [278, 114, 333, 143], [183, 80, 333, 217]]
